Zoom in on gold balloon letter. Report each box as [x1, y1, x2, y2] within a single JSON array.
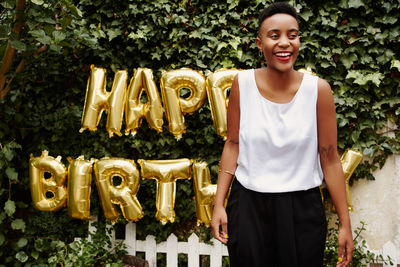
[[29, 151, 67, 211], [160, 68, 206, 139], [340, 149, 363, 211], [94, 158, 143, 222], [192, 161, 217, 226], [138, 159, 192, 224], [67, 156, 94, 220], [80, 65, 127, 137], [206, 69, 239, 140], [125, 68, 163, 135]]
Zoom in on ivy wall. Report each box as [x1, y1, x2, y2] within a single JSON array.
[[0, 0, 399, 265]]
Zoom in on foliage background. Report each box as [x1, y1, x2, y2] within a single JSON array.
[[0, 0, 399, 265]]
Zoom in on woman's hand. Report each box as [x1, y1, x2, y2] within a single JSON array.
[[211, 205, 228, 244], [336, 225, 354, 267]]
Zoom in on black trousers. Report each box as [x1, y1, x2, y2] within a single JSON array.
[[226, 179, 327, 267]]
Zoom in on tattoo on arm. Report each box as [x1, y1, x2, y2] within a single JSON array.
[[319, 145, 335, 159]]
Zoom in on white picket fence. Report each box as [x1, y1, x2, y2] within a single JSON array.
[[79, 219, 398, 267], [81, 218, 229, 267], [123, 223, 229, 267]]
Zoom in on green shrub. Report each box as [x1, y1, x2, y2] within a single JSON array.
[[324, 221, 393, 266]]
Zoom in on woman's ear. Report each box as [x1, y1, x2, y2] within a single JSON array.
[[256, 36, 262, 51]]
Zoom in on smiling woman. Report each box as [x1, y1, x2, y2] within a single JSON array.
[[211, 2, 354, 267], [256, 13, 300, 74]]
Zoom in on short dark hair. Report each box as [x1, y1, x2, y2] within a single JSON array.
[[258, 2, 298, 32]]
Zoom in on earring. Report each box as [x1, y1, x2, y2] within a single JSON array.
[[259, 50, 263, 57]]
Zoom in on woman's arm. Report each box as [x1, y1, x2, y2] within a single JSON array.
[[211, 74, 240, 244], [317, 78, 354, 266]]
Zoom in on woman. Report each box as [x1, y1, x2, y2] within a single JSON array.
[[211, 2, 354, 267]]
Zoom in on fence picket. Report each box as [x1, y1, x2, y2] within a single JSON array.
[[210, 239, 223, 267], [145, 235, 157, 266], [166, 234, 178, 266], [88, 217, 97, 242], [125, 222, 136, 255], [188, 233, 200, 267]]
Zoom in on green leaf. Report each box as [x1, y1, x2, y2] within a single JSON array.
[[14, 202, 28, 209], [34, 239, 45, 252], [376, 49, 395, 64], [7, 141, 21, 149], [4, 200, 16, 216], [69, 241, 80, 251], [6, 167, 18, 181], [9, 40, 26, 51], [227, 0, 238, 10], [363, 147, 376, 157], [48, 255, 58, 263], [381, 143, 391, 151], [320, 62, 331, 68], [31, 251, 39, 260], [3, 147, 14, 161], [37, 35, 52, 45], [185, 138, 194, 146], [391, 59, 400, 71], [299, 10, 313, 21], [53, 240, 65, 249], [30, 29, 52, 44], [351, 131, 360, 142], [68, 5, 83, 17], [31, 0, 44, 5], [228, 37, 241, 50], [16, 238, 28, 248], [0, 0, 14, 9], [346, 70, 384, 86], [0, 233, 5, 246], [382, 15, 397, 24], [0, 25, 9, 39], [52, 31, 66, 42], [216, 42, 228, 52], [189, 31, 201, 39], [11, 219, 26, 232], [0, 212, 6, 223], [340, 54, 357, 69], [348, 0, 364, 8], [15, 251, 28, 263], [107, 28, 123, 41]]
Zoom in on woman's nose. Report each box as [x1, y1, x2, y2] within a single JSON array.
[[278, 37, 290, 47]]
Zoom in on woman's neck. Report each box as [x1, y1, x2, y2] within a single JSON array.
[[263, 67, 299, 91]]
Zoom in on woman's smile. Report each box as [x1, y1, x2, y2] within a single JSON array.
[[274, 51, 293, 61]]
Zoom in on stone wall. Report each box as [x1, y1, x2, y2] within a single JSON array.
[[343, 155, 400, 263]]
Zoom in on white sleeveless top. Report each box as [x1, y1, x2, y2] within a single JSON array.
[[235, 69, 323, 193]]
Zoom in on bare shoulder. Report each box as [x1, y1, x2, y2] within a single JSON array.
[[317, 77, 332, 94], [232, 72, 239, 83], [231, 73, 239, 91], [229, 73, 240, 98], [317, 77, 334, 101]]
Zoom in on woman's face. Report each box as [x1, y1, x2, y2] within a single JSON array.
[[256, 13, 300, 73]]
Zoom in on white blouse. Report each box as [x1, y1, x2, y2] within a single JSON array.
[[235, 69, 323, 193]]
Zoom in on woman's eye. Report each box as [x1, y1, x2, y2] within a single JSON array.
[[270, 34, 279, 39]]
